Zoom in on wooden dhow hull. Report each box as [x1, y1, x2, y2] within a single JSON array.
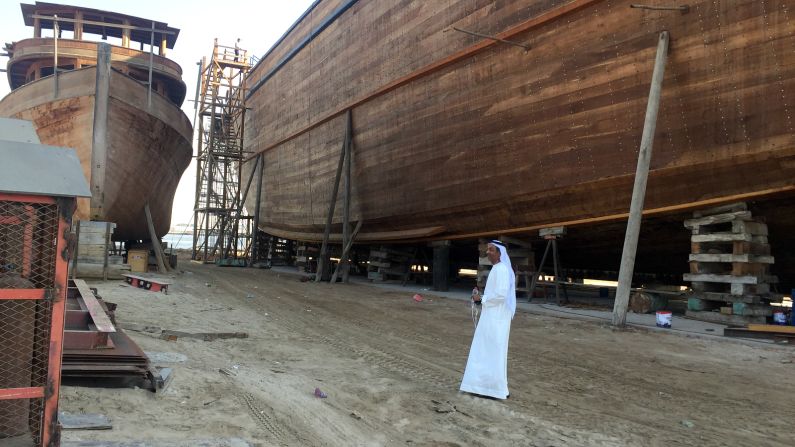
[[0, 66, 192, 240], [244, 0, 795, 278]]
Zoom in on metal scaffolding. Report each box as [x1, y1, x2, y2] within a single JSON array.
[[192, 39, 252, 264]]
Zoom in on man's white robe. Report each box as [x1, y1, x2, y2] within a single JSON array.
[[460, 262, 512, 399]]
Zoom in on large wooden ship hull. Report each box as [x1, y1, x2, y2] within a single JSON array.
[[0, 65, 192, 240], [244, 0, 795, 279]]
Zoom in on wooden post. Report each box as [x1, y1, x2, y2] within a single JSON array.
[[251, 155, 264, 264], [316, 110, 351, 282], [144, 203, 169, 274], [552, 238, 561, 305], [122, 20, 131, 48], [342, 111, 352, 271], [147, 21, 155, 110], [528, 239, 551, 301], [330, 220, 363, 283], [53, 15, 59, 98], [432, 241, 450, 292], [71, 220, 81, 280], [74, 11, 83, 40], [102, 222, 111, 281], [612, 31, 669, 327]]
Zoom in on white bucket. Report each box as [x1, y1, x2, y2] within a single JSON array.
[[656, 311, 672, 328], [773, 311, 787, 325]]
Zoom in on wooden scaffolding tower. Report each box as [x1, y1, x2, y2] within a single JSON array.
[[192, 39, 252, 263]]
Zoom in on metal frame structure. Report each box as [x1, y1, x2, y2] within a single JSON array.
[[192, 39, 253, 263], [0, 192, 73, 446]]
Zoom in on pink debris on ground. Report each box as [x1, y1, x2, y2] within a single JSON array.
[[314, 387, 328, 398], [413, 294, 423, 302]]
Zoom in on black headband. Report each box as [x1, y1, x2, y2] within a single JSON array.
[[490, 240, 506, 247]]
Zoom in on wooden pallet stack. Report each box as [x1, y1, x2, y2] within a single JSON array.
[[71, 220, 130, 280], [477, 237, 535, 295], [367, 245, 415, 282], [683, 203, 778, 325]]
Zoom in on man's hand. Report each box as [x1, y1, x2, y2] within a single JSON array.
[[471, 288, 481, 303]]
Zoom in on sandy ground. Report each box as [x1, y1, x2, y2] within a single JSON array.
[[58, 262, 794, 447]]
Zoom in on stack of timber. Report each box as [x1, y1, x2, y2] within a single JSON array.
[[683, 203, 780, 325], [477, 238, 535, 295], [71, 221, 130, 280], [367, 246, 415, 282], [296, 243, 319, 273]]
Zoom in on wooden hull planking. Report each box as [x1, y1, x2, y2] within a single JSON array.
[[0, 67, 192, 240], [243, 0, 795, 247]]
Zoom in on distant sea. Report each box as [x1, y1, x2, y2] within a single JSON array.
[[162, 233, 193, 250]]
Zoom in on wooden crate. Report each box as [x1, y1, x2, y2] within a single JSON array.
[[128, 249, 149, 273]]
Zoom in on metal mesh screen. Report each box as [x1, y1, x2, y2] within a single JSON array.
[[0, 200, 60, 446], [0, 201, 59, 288]]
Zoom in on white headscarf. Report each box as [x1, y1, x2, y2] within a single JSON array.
[[491, 240, 516, 318]]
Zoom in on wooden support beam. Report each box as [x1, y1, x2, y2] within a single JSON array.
[[613, 31, 669, 327], [102, 221, 111, 281], [251, 155, 264, 264], [144, 203, 169, 274], [316, 110, 351, 282], [330, 220, 363, 284], [74, 279, 115, 333], [71, 219, 81, 279], [342, 110, 352, 273]]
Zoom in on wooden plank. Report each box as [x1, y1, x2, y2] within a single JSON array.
[[723, 327, 795, 340], [683, 273, 759, 285], [691, 233, 753, 243], [685, 310, 766, 325], [731, 262, 768, 277], [58, 412, 112, 430], [688, 254, 774, 264], [692, 202, 748, 218], [746, 324, 795, 334], [683, 211, 752, 229], [687, 297, 722, 311], [159, 330, 248, 342], [538, 226, 566, 237], [731, 302, 772, 317], [731, 220, 767, 236], [73, 279, 116, 333], [731, 282, 770, 296], [689, 292, 764, 304]]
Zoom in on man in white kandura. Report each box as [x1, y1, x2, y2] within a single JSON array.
[[460, 240, 515, 400]]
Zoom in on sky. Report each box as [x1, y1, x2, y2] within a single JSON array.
[[0, 0, 316, 229]]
